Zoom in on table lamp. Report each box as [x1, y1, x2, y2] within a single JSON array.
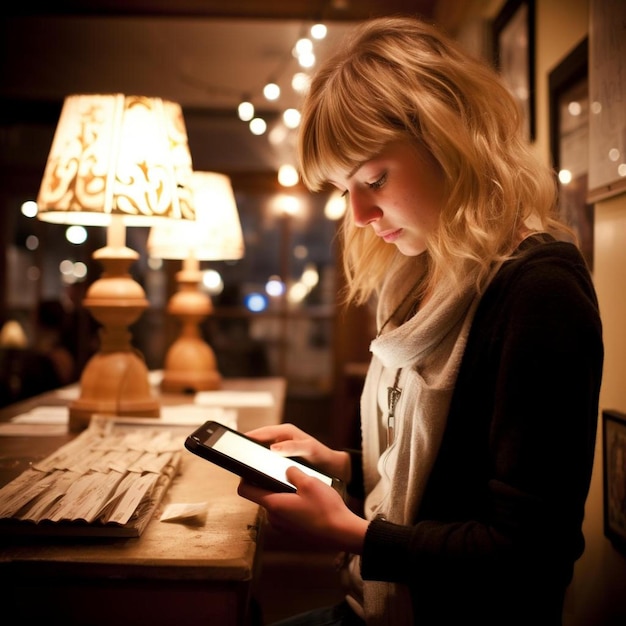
[[147, 171, 244, 393], [36, 94, 195, 431]]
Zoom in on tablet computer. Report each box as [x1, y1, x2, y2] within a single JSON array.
[[185, 420, 344, 495]]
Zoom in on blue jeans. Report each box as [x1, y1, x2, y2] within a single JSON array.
[[269, 600, 365, 626]]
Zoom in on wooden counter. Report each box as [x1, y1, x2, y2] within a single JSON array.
[[0, 377, 286, 626]]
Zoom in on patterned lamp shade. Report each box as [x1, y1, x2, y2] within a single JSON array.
[[37, 94, 194, 226]]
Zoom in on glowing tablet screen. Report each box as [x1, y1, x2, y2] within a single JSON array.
[[211, 429, 333, 488]]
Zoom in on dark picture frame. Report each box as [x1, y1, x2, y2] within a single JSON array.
[[603, 409, 626, 554], [548, 38, 594, 271], [588, 0, 626, 202], [492, 0, 536, 141]]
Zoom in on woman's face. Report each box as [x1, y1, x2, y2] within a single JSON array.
[[329, 140, 445, 256]]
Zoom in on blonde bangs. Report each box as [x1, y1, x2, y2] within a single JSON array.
[[298, 57, 406, 191]]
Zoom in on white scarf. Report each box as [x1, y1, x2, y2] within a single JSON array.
[[346, 254, 487, 625]]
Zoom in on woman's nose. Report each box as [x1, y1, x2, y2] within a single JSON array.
[[350, 191, 382, 227]]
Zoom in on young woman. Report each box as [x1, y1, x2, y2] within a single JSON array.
[[238, 16, 604, 626]]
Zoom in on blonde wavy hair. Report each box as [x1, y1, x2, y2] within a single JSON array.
[[298, 16, 571, 305]]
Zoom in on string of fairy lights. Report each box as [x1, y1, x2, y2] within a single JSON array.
[[236, 22, 329, 188]]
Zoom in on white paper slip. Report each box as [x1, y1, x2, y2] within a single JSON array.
[[11, 406, 69, 424], [160, 501, 208, 523], [53, 387, 80, 401], [3, 407, 67, 436], [195, 390, 274, 407], [0, 423, 68, 437], [159, 405, 237, 427], [111, 406, 237, 428]]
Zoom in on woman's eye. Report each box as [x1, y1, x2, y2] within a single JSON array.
[[368, 173, 387, 190]]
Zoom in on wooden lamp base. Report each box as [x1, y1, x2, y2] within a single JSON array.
[[160, 266, 222, 394], [69, 243, 160, 432]]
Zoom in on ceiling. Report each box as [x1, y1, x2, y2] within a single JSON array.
[[0, 1, 482, 180]]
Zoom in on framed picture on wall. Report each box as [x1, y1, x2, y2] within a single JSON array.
[[603, 409, 626, 554], [492, 0, 536, 141], [548, 38, 594, 271], [588, 0, 626, 202]]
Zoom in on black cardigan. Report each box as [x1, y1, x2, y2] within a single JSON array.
[[355, 237, 604, 624]]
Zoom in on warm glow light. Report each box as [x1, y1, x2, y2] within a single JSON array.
[[21, 200, 38, 218], [65, 225, 87, 245], [292, 72, 311, 94], [287, 282, 308, 303], [268, 124, 289, 145], [274, 194, 301, 216], [301, 263, 319, 288], [250, 118, 267, 135], [202, 269, 224, 295], [568, 101, 582, 116], [59, 259, 74, 275], [311, 24, 327, 39], [294, 38, 313, 57], [278, 164, 299, 187], [298, 52, 316, 68], [324, 190, 347, 220], [558, 169, 573, 185], [238, 101, 254, 121], [73, 262, 88, 279], [263, 82, 280, 101], [283, 108, 301, 129]]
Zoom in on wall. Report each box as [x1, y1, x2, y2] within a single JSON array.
[[462, 0, 626, 622], [530, 0, 626, 622], [576, 194, 626, 625], [535, 1, 626, 624]]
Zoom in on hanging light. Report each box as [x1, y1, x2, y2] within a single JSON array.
[[292, 72, 311, 95], [263, 82, 280, 101], [311, 23, 327, 40], [238, 100, 255, 121], [249, 117, 267, 135], [283, 108, 301, 129], [278, 164, 299, 187], [294, 38, 313, 58], [298, 52, 315, 69]]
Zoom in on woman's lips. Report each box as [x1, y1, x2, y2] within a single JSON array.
[[379, 229, 403, 243]]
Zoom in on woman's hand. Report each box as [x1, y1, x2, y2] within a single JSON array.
[[238, 466, 368, 554], [245, 423, 351, 482]]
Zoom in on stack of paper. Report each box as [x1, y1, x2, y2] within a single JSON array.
[[0, 421, 184, 536]]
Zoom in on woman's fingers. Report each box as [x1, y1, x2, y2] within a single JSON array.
[[245, 423, 306, 443]]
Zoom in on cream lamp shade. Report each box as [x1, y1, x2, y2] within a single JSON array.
[[36, 93, 194, 430], [147, 171, 244, 261], [147, 171, 245, 393]]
